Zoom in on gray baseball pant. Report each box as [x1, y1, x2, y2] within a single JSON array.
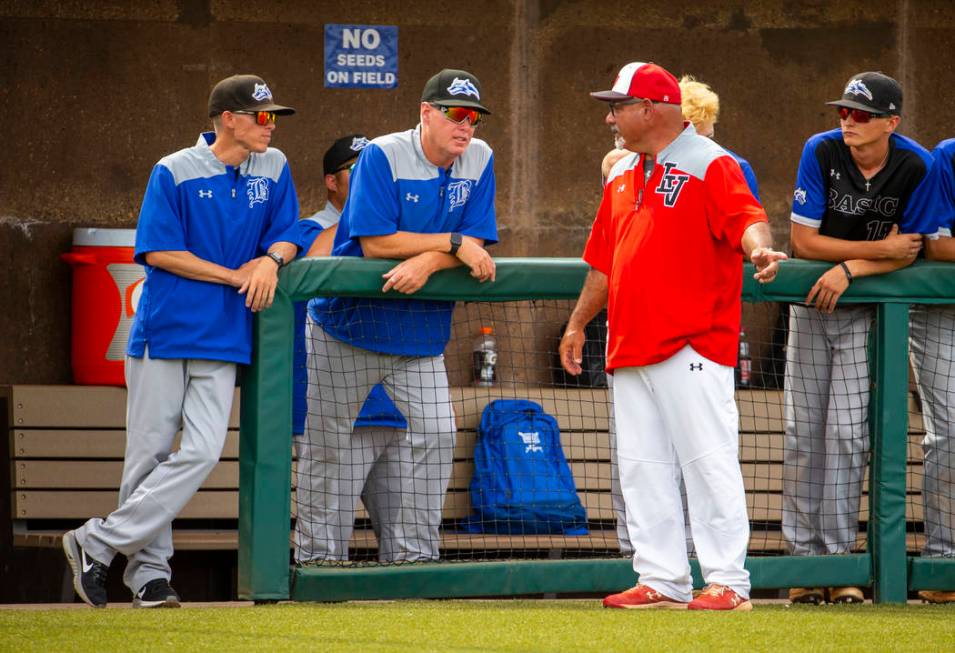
[[76, 349, 235, 593], [782, 304, 872, 556], [295, 319, 455, 563], [909, 305, 955, 558]]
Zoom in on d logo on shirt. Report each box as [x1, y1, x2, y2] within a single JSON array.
[[655, 162, 689, 208], [246, 177, 269, 208], [448, 180, 472, 211]]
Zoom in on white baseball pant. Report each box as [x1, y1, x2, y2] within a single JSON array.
[[614, 344, 751, 602]]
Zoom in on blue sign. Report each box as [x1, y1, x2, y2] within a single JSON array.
[[324, 24, 398, 89]]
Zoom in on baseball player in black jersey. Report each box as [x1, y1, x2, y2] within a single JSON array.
[[783, 72, 943, 605]]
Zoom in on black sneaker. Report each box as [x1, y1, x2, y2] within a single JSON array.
[[133, 578, 181, 608], [62, 530, 108, 608]]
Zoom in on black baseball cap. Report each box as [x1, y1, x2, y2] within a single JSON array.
[[421, 69, 491, 114], [826, 72, 902, 116], [323, 134, 371, 175], [208, 74, 295, 118]]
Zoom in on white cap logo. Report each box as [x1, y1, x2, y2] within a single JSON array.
[[350, 136, 370, 152], [447, 77, 480, 99], [845, 79, 873, 101], [252, 82, 273, 101]]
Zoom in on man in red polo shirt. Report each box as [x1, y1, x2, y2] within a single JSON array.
[[560, 61, 786, 611]]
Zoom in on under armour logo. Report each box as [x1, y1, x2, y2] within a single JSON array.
[[617, 184, 626, 193], [689, 363, 703, 371], [198, 190, 213, 198], [405, 193, 419, 203], [830, 169, 841, 180], [655, 162, 690, 207]]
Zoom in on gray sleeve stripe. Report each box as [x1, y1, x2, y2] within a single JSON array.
[[791, 212, 821, 228], [161, 146, 287, 185]]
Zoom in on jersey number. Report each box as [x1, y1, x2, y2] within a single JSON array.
[[866, 220, 894, 241]]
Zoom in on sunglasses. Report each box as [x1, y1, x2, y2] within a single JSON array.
[[433, 105, 482, 126], [837, 106, 887, 123], [233, 110, 278, 125]]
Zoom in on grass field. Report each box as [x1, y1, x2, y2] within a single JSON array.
[[2, 600, 954, 652]]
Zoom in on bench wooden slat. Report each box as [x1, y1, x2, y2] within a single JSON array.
[[13, 526, 930, 554], [13, 429, 926, 466], [15, 460, 241, 489], [11, 429, 240, 459], [5, 385, 240, 429]]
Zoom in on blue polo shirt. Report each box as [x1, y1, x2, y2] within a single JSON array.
[[930, 138, 955, 236], [293, 202, 406, 434], [308, 125, 498, 356], [129, 132, 300, 364], [726, 149, 760, 201]]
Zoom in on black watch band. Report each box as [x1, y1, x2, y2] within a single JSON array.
[[449, 232, 463, 256], [267, 251, 285, 268]]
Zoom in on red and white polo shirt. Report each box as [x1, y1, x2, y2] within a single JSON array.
[[583, 124, 767, 371]]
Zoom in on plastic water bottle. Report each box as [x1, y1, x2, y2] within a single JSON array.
[[736, 328, 752, 388], [473, 326, 497, 387]]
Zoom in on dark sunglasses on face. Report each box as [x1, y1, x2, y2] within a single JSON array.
[[433, 104, 482, 126], [837, 106, 887, 123], [233, 110, 278, 125]]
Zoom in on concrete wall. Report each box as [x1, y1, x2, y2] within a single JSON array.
[[3, 0, 955, 383]]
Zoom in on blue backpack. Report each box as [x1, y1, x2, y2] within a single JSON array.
[[465, 399, 588, 535]]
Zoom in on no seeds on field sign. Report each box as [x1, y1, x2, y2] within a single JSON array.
[[324, 24, 398, 89]]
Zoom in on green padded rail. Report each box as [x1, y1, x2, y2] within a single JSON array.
[[239, 257, 955, 602]]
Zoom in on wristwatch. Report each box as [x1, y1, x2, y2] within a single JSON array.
[[449, 232, 463, 256], [266, 251, 286, 268]]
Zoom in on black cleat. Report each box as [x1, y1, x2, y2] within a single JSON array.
[[62, 530, 109, 608], [133, 578, 181, 608]]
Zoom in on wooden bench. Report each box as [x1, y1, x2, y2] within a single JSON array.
[[2, 384, 931, 555]]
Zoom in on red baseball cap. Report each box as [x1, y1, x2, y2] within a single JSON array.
[[591, 62, 682, 105]]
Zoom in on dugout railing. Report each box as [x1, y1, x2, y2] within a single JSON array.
[[238, 257, 955, 604]]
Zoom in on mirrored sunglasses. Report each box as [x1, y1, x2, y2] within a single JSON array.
[[837, 106, 887, 124], [234, 110, 278, 125], [434, 105, 482, 126]]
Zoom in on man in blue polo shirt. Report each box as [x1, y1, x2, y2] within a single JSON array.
[[62, 74, 300, 607], [297, 69, 497, 563], [293, 133, 412, 564]]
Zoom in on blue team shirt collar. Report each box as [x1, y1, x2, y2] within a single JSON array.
[[195, 131, 252, 172]]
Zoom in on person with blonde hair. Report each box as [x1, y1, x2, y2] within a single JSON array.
[[680, 75, 760, 200]]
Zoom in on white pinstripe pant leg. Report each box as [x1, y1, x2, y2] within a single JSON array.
[[783, 305, 871, 556], [910, 305, 955, 558]]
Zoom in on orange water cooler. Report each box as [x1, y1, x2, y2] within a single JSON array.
[[61, 228, 143, 386]]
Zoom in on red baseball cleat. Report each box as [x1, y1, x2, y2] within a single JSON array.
[[687, 584, 752, 611], [603, 584, 688, 609]]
